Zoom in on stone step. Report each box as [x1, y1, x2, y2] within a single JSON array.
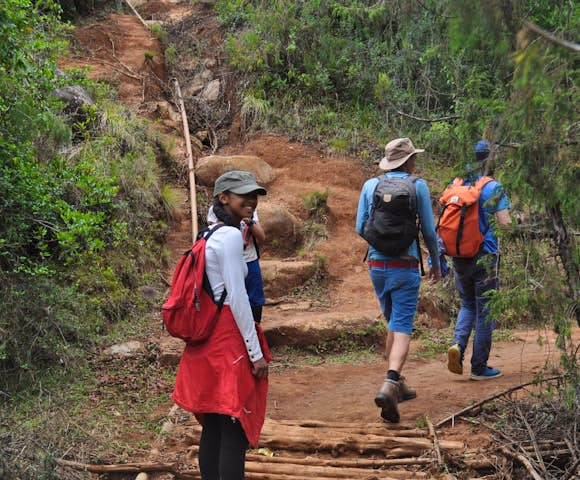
[[262, 309, 382, 347], [260, 259, 317, 297], [157, 309, 383, 367]]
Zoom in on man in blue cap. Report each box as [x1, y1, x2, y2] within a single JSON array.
[[447, 140, 512, 380]]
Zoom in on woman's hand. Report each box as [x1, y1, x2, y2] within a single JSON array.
[[251, 357, 269, 379]]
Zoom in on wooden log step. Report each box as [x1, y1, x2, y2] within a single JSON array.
[[262, 421, 428, 438], [187, 424, 463, 455], [245, 461, 429, 478], [269, 418, 420, 431], [182, 470, 415, 480], [245, 452, 433, 468]]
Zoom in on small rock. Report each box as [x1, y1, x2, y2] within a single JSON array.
[[158, 336, 184, 367], [200, 79, 221, 102], [279, 301, 312, 311], [183, 81, 204, 98], [105, 341, 145, 358]]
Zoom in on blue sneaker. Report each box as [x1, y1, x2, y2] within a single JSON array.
[[447, 344, 464, 375], [470, 367, 502, 381]]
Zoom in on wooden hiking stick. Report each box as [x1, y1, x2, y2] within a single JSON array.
[[173, 78, 199, 241]]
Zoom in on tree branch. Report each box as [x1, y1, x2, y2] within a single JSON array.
[[395, 109, 460, 123], [524, 21, 580, 53], [435, 375, 564, 428]]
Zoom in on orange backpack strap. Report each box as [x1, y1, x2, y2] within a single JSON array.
[[452, 177, 464, 186], [474, 176, 493, 192]]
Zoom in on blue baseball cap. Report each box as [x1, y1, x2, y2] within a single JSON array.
[[475, 139, 490, 153]]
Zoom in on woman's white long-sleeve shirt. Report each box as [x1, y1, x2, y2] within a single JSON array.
[[204, 225, 263, 362]]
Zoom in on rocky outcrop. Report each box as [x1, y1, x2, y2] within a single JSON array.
[[195, 155, 276, 186], [260, 260, 317, 297], [258, 202, 303, 254], [262, 311, 382, 347], [52, 85, 95, 136]]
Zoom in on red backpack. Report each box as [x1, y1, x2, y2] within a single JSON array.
[[162, 225, 227, 345], [438, 176, 493, 258]]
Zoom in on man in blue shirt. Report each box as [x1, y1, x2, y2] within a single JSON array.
[[356, 137, 441, 423], [447, 140, 511, 381]]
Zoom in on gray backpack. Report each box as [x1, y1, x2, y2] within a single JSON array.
[[362, 175, 419, 257]]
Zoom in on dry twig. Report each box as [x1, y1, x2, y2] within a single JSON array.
[[426, 416, 443, 469], [435, 375, 564, 428], [498, 445, 544, 480]]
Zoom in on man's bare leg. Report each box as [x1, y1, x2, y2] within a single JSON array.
[[388, 332, 411, 373]]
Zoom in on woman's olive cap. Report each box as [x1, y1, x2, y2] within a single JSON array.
[[213, 170, 267, 197]]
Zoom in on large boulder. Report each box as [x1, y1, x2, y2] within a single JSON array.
[[195, 155, 276, 186], [260, 260, 317, 297], [52, 85, 95, 134], [258, 202, 303, 253]]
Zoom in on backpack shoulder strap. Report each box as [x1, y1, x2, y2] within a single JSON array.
[[200, 223, 228, 308], [405, 175, 425, 276], [407, 174, 419, 183], [452, 177, 464, 186], [199, 223, 227, 242], [474, 176, 494, 191]]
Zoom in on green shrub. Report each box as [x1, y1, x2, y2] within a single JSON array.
[[150, 23, 167, 42], [300, 189, 330, 223], [1, 78, 168, 383]]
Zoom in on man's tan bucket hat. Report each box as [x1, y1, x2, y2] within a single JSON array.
[[378, 137, 425, 171]]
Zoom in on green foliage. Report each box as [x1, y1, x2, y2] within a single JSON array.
[[300, 189, 330, 222], [217, 0, 578, 352], [150, 23, 167, 42], [1, 89, 169, 382], [160, 184, 185, 221], [0, 0, 170, 382], [239, 92, 271, 137]]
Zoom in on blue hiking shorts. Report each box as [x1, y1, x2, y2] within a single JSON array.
[[369, 264, 420, 335]]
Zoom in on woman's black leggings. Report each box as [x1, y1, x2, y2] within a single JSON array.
[[198, 413, 249, 480]]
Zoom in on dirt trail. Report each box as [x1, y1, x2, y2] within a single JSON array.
[[268, 328, 569, 425], [60, 1, 577, 476]]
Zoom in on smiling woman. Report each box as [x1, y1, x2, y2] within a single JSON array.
[[172, 170, 271, 480]]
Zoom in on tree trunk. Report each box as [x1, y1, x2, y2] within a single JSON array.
[[548, 203, 579, 325]]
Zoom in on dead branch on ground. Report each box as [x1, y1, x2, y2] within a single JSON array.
[[435, 374, 564, 428]]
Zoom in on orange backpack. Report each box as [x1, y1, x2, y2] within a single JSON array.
[[437, 176, 493, 258]]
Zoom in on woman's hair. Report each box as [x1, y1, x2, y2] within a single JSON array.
[[212, 196, 239, 227]]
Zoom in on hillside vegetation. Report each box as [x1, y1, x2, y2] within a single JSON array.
[[213, 0, 578, 332], [0, 0, 577, 478], [0, 0, 173, 386]]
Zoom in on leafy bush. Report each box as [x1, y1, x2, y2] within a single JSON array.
[[216, 0, 578, 334], [0, 1, 175, 384]]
